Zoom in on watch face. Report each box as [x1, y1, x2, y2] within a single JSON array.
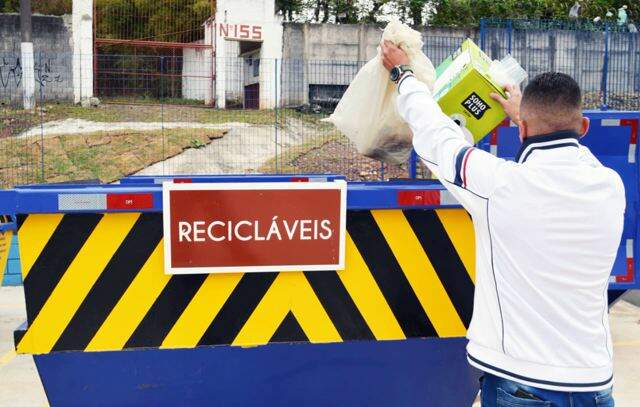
[[390, 67, 400, 82]]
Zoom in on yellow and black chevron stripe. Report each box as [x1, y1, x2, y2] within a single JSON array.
[[0, 215, 13, 285], [15, 209, 475, 354]]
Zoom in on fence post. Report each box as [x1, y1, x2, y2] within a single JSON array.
[[160, 56, 166, 174], [38, 52, 45, 183], [601, 24, 610, 110], [507, 19, 513, 54], [480, 19, 486, 51], [274, 58, 279, 174], [409, 150, 417, 179]]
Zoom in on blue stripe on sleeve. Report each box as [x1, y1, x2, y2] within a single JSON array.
[[454, 146, 472, 186]]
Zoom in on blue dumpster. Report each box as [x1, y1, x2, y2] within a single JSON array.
[[0, 111, 637, 406]]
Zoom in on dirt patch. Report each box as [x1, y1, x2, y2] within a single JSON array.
[[137, 117, 335, 176], [271, 137, 410, 181], [17, 118, 247, 138], [0, 128, 226, 187]]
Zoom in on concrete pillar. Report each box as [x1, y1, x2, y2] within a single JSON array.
[[21, 42, 35, 109], [302, 24, 310, 105], [72, 0, 94, 104], [204, 19, 214, 106], [357, 24, 366, 62], [258, 19, 283, 109], [20, 0, 34, 109], [214, 22, 227, 109]]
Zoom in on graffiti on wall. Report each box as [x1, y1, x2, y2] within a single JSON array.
[[0, 57, 22, 88], [0, 56, 64, 89], [35, 57, 63, 86]]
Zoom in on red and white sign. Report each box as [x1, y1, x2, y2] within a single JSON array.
[[218, 23, 263, 41], [162, 181, 347, 274]]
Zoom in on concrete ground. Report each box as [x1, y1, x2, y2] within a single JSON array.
[[1, 287, 639, 406]]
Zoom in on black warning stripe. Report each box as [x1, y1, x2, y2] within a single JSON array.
[[53, 213, 163, 352], [304, 271, 374, 341], [16, 214, 27, 231], [23, 214, 103, 324], [270, 311, 309, 343], [403, 210, 475, 327], [198, 273, 277, 346], [347, 211, 438, 338], [125, 273, 207, 349]]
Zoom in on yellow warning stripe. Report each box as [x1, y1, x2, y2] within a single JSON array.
[[337, 234, 405, 340], [372, 210, 466, 337], [15, 208, 476, 354], [0, 230, 12, 285], [18, 214, 64, 279], [161, 272, 243, 349], [233, 273, 341, 346], [436, 209, 476, 283], [17, 213, 139, 354], [87, 242, 169, 351]]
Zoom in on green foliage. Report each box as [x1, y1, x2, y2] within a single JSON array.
[[276, 0, 304, 21], [95, 0, 211, 42], [428, 0, 639, 27], [1, 0, 71, 15], [189, 138, 206, 149], [2, 0, 637, 29], [1, 0, 18, 13]]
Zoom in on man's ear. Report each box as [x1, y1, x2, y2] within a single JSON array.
[[518, 119, 528, 143], [579, 117, 590, 138]]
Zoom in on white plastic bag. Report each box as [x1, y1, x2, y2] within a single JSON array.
[[326, 19, 436, 164]]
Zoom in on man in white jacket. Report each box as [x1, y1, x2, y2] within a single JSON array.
[[381, 41, 624, 406]]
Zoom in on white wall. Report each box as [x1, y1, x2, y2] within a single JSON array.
[[182, 45, 213, 103]]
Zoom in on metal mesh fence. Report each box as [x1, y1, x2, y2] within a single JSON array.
[[480, 19, 640, 110], [1, 21, 639, 188]]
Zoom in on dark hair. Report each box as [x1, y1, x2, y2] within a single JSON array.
[[522, 72, 582, 111]]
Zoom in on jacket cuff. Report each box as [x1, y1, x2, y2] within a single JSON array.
[[397, 74, 431, 95]]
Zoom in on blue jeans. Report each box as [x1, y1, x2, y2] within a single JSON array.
[[481, 374, 614, 406]]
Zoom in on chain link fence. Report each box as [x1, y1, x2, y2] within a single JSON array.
[[1, 19, 639, 188], [480, 19, 640, 110]]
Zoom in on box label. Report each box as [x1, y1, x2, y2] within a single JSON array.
[[461, 92, 491, 119], [162, 181, 347, 274]]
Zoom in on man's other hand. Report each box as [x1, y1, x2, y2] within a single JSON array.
[[490, 84, 522, 125], [381, 40, 409, 71]]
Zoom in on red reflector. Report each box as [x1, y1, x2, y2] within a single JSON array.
[[173, 178, 193, 183], [107, 193, 154, 210], [621, 119, 638, 144], [290, 177, 309, 182], [616, 259, 635, 283], [397, 190, 440, 206]]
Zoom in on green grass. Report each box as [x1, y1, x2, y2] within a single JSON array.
[[2, 102, 280, 139], [0, 128, 227, 188], [0, 100, 338, 186]]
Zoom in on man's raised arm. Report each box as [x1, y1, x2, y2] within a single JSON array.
[[381, 41, 515, 198]]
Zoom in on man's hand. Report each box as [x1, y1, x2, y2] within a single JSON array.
[[381, 40, 409, 71], [490, 84, 522, 125]]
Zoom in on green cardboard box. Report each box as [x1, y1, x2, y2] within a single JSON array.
[[434, 39, 508, 143]]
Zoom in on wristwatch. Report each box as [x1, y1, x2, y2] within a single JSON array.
[[390, 64, 413, 83]]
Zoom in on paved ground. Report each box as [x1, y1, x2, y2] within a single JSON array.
[[0, 287, 46, 407], [136, 117, 323, 175], [1, 286, 639, 406]]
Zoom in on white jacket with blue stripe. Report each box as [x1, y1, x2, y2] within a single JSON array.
[[397, 75, 625, 392]]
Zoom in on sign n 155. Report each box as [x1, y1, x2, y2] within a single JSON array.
[[218, 23, 262, 41]]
